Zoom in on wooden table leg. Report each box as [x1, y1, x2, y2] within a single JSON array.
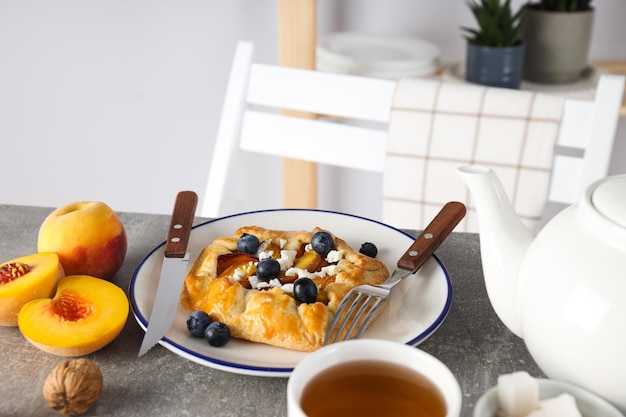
[[277, 0, 318, 209]]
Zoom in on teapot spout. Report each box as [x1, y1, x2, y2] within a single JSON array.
[[457, 165, 534, 338]]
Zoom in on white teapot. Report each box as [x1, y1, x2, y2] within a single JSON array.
[[458, 165, 626, 412]]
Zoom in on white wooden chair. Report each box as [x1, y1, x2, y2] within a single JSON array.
[[541, 73, 625, 224], [200, 41, 396, 218], [201, 40, 625, 233]]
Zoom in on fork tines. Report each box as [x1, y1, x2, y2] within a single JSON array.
[[323, 286, 388, 345]]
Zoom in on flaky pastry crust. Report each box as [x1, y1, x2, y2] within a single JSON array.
[[180, 226, 389, 351]]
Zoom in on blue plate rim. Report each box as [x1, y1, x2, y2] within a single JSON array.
[[129, 208, 453, 376]]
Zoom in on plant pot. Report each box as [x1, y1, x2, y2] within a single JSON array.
[[466, 42, 525, 89], [522, 8, 594, 84]]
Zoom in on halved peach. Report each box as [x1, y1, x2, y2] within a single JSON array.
[[18, 275, 129, 356], [293, 251, 323, 272], [0, 253, 64, 326]]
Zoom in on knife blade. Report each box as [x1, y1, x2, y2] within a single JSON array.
[[138, 190, 198, 357]]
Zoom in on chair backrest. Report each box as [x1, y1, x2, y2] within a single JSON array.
[[200, 41, 396, 218], [202, 41, 625, 233], [546, 74, 625, 204]]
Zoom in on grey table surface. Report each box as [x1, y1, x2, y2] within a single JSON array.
[[0, 204, 544, 417]]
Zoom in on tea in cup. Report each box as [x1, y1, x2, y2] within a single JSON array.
[[287, 339, 461, 417]]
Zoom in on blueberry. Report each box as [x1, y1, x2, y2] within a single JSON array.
[[186, 311, 212, 338], [237, 233, 260, 254], [205, 321, 231, 347], [293, 278, 318, 304], [256, 258, 281, 281], [311, 231, 334, 255], [359, 242, 378, 258]]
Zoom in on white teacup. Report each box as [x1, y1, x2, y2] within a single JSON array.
[[287, 339, 462, 417]]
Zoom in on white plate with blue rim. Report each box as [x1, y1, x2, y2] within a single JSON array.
[[130, 209, 452, 377]]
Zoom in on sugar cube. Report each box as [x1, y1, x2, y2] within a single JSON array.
[[497, 371, 540, 417], [540, 393, 582, 417]]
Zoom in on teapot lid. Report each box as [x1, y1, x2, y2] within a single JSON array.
[[591, 175, 626, 227]]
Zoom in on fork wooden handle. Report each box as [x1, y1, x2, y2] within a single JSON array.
[[396, 201, 466, 272]]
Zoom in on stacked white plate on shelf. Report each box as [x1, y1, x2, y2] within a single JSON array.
[[317, 32, 441, 79]]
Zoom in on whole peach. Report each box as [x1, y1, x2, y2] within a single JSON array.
[[37, 202, 127, 280]]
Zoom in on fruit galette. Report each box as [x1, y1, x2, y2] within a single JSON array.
[[180, 226, 389, 351]]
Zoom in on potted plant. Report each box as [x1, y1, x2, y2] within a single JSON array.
[[462, 0, 527, 89], [522, 0, 594, 83]]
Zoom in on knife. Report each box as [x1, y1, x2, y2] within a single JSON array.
[[138, 190, 198, 357]]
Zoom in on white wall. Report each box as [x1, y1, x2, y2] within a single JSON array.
[[1, 0, 624, 221]]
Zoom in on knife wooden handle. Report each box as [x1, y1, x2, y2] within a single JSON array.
[[164, 191, 198, 259], [396, 201, 466, 272]]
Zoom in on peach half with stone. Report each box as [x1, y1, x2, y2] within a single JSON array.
[[18, 275, 129, 356], [0, 252, 64, 327]]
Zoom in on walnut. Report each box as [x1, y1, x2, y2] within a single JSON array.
[[43, 359, 103, 416]]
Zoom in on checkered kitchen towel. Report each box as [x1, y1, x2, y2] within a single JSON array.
[[383, 78, 565, 233]]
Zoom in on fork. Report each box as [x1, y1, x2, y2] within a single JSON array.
[[323, 201, 466, 345]]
